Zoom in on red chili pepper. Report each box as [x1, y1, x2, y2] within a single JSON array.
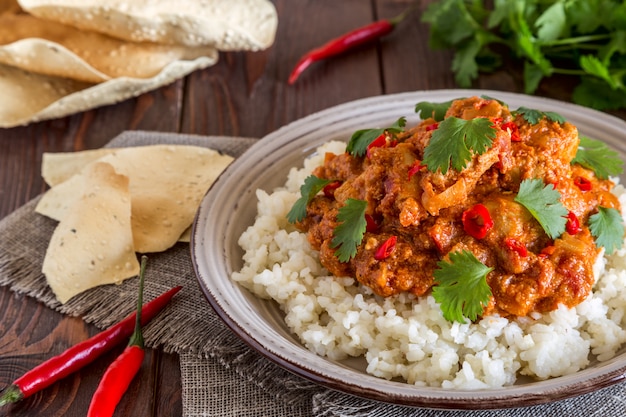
[[0, 279, 181, 406], [374, 236, 397, 260], [365, 214, 380, 233], [288, 4, 417, 84], [323, 180, 342, 198], [501, 121, 520, 142], [504, 238, 528, 257], [87, 256, 149, 417], [574, 176, 592, 191], [566, 211, 581, 235], [462, 204, 494, 239], [366, 133, 388, 158], [407, 160, 423, 181], [425, 122, 439, 131]]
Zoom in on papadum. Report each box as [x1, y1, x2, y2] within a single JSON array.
[[0, 14, 218, 83], [37, 144, 233, 253], [18, 0, 278, 50], [42, 161, 140, 304]]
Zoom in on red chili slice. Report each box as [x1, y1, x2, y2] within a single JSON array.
[[374, 236, 397, 260], [504, 238, 528, 257], [323, 181, 342, 198], [462, 204, 494, 239], [574, 176, 592, 191], [365, 214, 380, 233], [425, 122, 439, 131], [501, 121, 520, 142], [407, 160, 423, 181], [566, 211, 581, 235], [366, 133, 388, 158]]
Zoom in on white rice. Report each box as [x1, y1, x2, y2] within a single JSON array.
[[232, 141, 626, 389]]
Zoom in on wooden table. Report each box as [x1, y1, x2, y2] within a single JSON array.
[[1, 1, 625, 416]]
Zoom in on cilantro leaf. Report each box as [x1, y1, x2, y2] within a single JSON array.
[[346, 117, 406, 157], [286, 175, 333, 223], [514, 179, 568, 239], [422, 116, 496, 174], [514, 107, 565, 124], [589, 207, 624, 254], [331, 199, 368, 262], [432, 250, 493, 323], [420, 0, 626, 110], [414, 100, 454, 121], [580, 55, 620, 89], [572, 136, 623, 180]]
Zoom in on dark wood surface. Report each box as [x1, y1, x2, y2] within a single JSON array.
[[1, 1, 625, 416]]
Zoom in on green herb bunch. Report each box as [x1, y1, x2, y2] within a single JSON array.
[[422, 0, 626, 110]]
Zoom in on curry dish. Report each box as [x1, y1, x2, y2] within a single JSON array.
[[295, 97, 622, 319]]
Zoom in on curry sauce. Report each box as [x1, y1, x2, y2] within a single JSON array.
[[295, 97, 623, 319]]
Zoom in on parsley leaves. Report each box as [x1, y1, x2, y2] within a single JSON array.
[[331, 199, 368, 262], [572, 136, 624, 180], [589, 207, 624, 254], [514, 179, 568, 240], [422, 116, 496, 174], [513, 107, 565, 125], [432, 250, 493, 324], [286, 175, 333, 223], [414, 100, 454, 122], [421, 0, 626, 110], [346, 117, 406, 157]]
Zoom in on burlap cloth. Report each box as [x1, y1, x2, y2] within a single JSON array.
[[1, 130, 625, 416]]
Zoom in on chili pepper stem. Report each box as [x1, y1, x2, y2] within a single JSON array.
[[128, 256, 147, 349], [0, 385, 23, 406]]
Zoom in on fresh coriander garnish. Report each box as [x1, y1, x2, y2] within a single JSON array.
[[432, 250, 493, 323], [421, 0, 626, 110], [346, 117, 406, 157], [572, 136, 623, 180], [422, 116, 497, 174], [589, 207, 624, 254], [330, 199, 368, 262], [514, 107, 565, 124], [514, 179, 568, 239], [414, 100, 454, 121], [286, 175, 333, 223]]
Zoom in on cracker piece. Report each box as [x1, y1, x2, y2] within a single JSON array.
[[0, 53, 215, 128], [42, 148, 115, 186], [18, 0, 278, 50], [0, 14, 218, 83], [36, 145, 234, 253], [42, 161, 139, 304]]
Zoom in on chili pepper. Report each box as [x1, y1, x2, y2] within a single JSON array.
[[0, 282, 181, 406], [425, 122, 439, 131], [462, 204, 494, 239], [87, 256, 149, 417], [374, 236, 397, 260], [566, 211, 581, 235], [366, 133, 388, 158], [574, 176, 592, 191], [504, 238, 528, 257], [323, 180, 342, 198], [407, 160, 424, 181], [501, 121, 520, 142], [288, 3, 417, 84], [365, 214, 380, 233]]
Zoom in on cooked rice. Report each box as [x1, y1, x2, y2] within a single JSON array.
[[232, 141, 626, 389]]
